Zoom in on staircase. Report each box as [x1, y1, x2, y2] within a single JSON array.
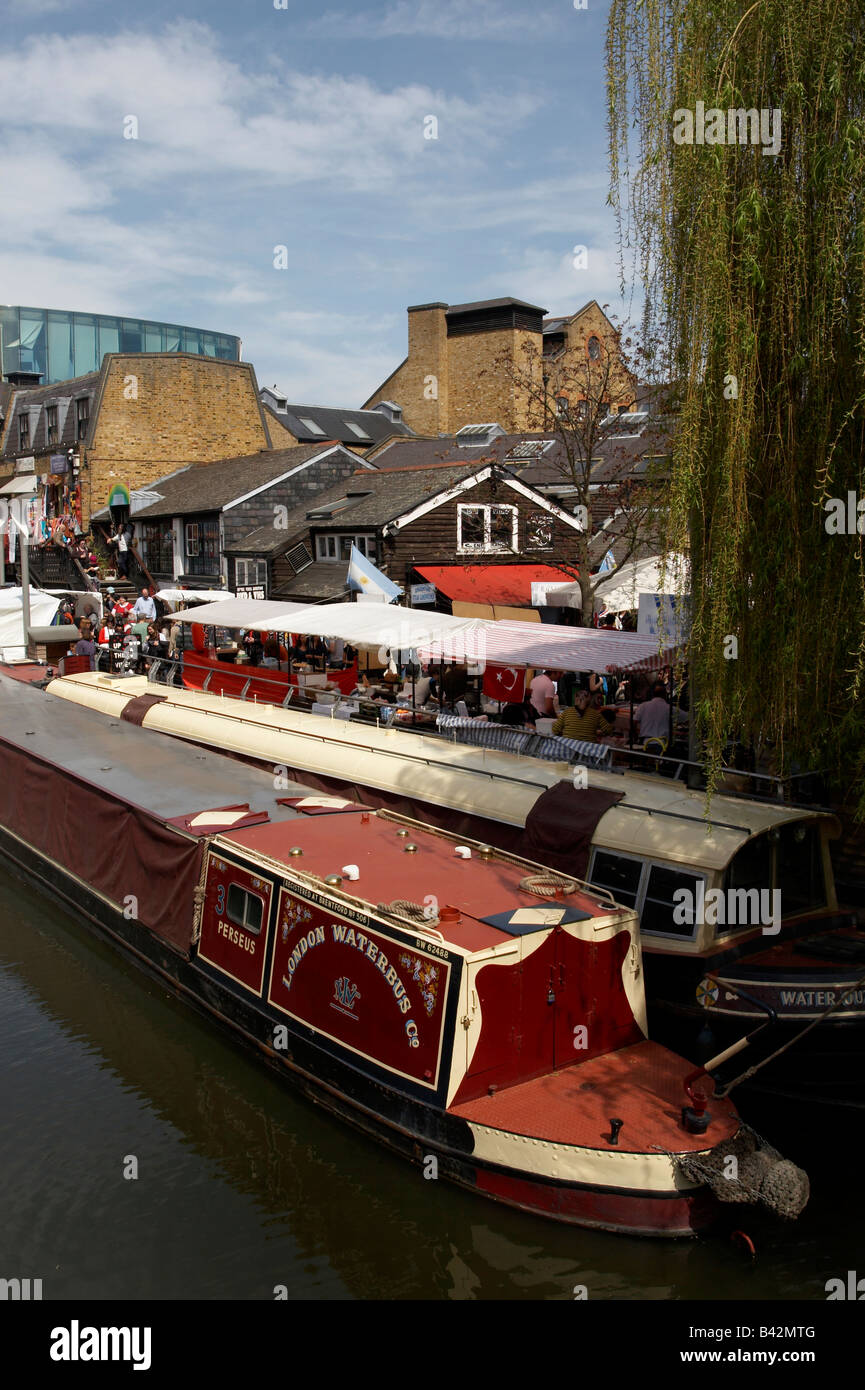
[[98, 574, 138, 603]]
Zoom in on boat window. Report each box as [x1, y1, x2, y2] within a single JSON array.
[[721, 833, 773, 935], [588, 851, 642, 909], [226, 883, 264, 935], [640, 865, 703, 939], [777, 822, 825, 915]]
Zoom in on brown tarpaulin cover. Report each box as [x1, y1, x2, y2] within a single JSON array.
[[0, 738, 202, 953], [523, 782, 624, 878]]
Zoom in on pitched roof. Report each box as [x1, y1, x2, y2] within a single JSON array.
[[231, 461, 483, 549], [365, 422, 672, 488], [272, 562, 351, 601], [260, 398, 413, 447], [1, 370, 102, 459], [96, 444, 353, 520]]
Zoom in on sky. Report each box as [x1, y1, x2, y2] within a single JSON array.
[[0, 0, 633, 407]]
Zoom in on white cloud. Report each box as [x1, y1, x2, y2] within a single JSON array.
[[478, 247, 631, 324], [306, 0, 559, 41], [0, 23, 534, 194]]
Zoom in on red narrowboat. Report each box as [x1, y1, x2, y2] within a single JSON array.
[[0, 673, 807, 1235]]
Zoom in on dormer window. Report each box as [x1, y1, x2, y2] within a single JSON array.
[[18, 413, 30, 449], [46, 404, 58, 444], [76, 396, 90, 440]]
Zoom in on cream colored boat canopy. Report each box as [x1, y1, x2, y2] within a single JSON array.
[[48, 673, 839, 874]]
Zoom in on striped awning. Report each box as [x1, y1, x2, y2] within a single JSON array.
[[605, 642, 687, 675]]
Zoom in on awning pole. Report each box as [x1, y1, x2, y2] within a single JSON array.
[[629, 681, 634, 751]]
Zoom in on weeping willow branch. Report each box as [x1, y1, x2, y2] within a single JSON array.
[[607, 0, 865, 812]]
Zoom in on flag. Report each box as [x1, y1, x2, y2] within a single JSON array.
[[483, 663, 526, 703], [346, 545, 403, 603], [598, 549, 616, 574]]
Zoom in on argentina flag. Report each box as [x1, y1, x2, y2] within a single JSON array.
[[346, 544, 403, 603]]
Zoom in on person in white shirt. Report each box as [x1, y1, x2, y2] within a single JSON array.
[[634, 683, 672, 741], [528, 670, 557, 719], [132, 588, 156, 622]]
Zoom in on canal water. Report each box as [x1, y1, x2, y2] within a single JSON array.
[[0, 871, 859, 1302]]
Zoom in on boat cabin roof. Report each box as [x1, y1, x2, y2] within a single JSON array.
[[219, 812, 616, 954], [0, 672, 317, 827], [1, 674, 619, 955]]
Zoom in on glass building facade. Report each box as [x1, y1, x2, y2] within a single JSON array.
[[0, 305, 241, 384]]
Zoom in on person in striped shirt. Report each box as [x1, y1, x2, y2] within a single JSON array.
[[552, 688, 615, 742]]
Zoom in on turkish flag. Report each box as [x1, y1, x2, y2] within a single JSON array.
[[483, 664, 526, 703]]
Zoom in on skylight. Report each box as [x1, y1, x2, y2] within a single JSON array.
[[345, 421, 373, 441], [505, 440, 554, 460], [298, 416, 326, 435], [456, 423, 498, 438]]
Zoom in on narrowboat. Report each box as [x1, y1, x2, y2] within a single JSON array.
[[0, 672, 807, 1236], [45, 664, 865, 1108]]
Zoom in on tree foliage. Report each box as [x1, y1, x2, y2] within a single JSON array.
[[482, 332, 669, 624], [607, 0, 865, 804]]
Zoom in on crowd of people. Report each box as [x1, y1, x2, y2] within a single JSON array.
[[60, 586, 173, 673]]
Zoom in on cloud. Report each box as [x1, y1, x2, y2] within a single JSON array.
[[3, 0, 82, 12], [0, 22, 535, 195], [477, 246, 632, 324], [305, 0, 559, 41]]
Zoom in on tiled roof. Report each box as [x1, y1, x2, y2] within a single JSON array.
[[232, 461, 482, 549], [1, 370, 102, 459], [272, 562, 351, 601], [366, 423, 672, 489], [261, 399, 413, 447], [95, 444, 352, 520]]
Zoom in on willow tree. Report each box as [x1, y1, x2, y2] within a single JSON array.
[[607, 0, 865, 808]]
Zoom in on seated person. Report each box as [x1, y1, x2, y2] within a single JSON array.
[[552, 689, 615, 742], [73, 623, 97, 671], [497, 699, 535, 728], [263, 633, 289, 665], [633, 682, 672, 743]]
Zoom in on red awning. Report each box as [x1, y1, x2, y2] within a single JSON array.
[[416, 564, 575, 607]]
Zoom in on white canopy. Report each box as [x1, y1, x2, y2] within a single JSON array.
[[169, 597, 675, 671], [422, 619, 677, 674], [156, 587, 235, 610], [0, 587, 65, 660], [593, 554, 688, 612], [169, 599, 488, 654]]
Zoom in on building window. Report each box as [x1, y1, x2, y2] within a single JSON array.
[[315, 533, 376, 561], [46, 404, 58, 445], [457, 503, 517, 554], [18, 414, 29, 449], [184, 518, 220, 575], [76, 397, 89, 440], [555, 395, 569, 418], [140, 524, 174, 574], [587, 335, 601, 360], [235, 558, 268, 598]]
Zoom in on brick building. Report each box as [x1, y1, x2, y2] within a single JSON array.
[[0, 353, 277, 529], [362, 298, 638, 435], [226, 461, 587, 610]]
